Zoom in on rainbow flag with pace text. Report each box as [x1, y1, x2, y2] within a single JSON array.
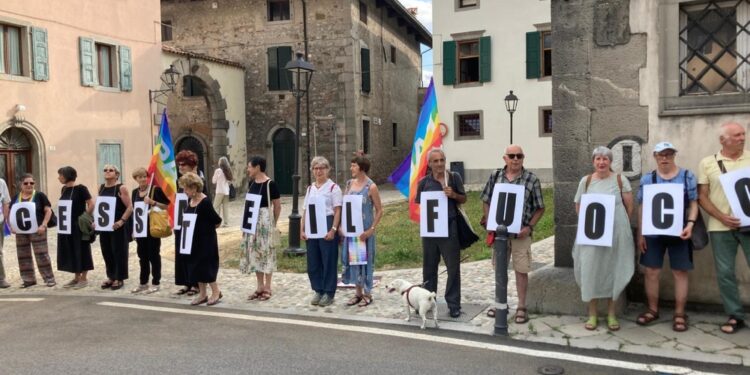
[[147, 109, 178, 225], [388, 78, 442, 222]]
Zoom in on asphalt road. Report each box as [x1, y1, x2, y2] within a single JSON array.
[[0, 296, 742, 375]]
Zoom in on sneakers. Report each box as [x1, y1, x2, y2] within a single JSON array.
[[310, 293, 322, 306], [318, 294, 334, 307], [0, 280, 10, 289], [131, 284, 149, 294]]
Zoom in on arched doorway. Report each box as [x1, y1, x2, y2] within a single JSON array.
[[272, 128, 295, 195], [0, 128, 32, 195], [176, 136, 207, 179]]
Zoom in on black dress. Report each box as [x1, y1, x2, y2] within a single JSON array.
[[97, 184, 129, 281], [174, 176, 209, 288], [57, 185, 94, 273], [184, 197, 222, 283]]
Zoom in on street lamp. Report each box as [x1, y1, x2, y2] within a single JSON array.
[[284, 52, 315, 256], [149, 65, 181, 105], [504, 90, 519, 144]]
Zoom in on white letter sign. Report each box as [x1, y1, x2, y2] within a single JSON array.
[[420, 191, 448, 238], [486, 183, 525, 233], [575, 194, 615, 247], [342, 195, 364, 237], [132, 201, 148, 238], [719, 168, 750, 227], [178, 213, 197, 254], [642, 183, 683, 236], [172, 193, 188, 230], [10, 202, 38, 234], [304, 196, 328, 239], [94, 196, 116, 232], [57, 200, 72, 235], [242, 193, 262, 234]]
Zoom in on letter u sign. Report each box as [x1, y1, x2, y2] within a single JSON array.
[[576, 194, 615, 247]]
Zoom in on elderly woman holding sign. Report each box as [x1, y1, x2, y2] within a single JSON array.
[[130, 167, 170, 294], [240, 156, 281, 301], [96, 164, 133, 291], [573, 146, 634, 331], [179, 172, 223, 305], [57, 166, 94, 289], [415, 148, 466, 318], [173, 150, 206, 296], [301, 156, 342, 307], [635, 142, 699, 332], [340, 155, 383, 307], [10, 173, 55, 287]]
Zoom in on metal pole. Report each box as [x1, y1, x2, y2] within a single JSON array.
[[494, 224, 509, 336], [509, 112, 514, 145], [302, 0, 311, 186], [285, 91, 305, 256]]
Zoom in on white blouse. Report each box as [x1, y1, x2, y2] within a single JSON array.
[[212, 168, 230, 195], [303, 179, 342, 216]]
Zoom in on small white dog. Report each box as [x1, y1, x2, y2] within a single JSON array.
[[386, 278, 439, 330]]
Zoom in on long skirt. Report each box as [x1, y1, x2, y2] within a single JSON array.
[[240, 208, 277, 274]]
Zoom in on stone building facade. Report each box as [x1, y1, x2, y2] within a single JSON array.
[[161, 0, 430, 193], [548, 0, 750, 311]]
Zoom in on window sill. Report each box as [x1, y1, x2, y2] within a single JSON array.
[[453, 81, 483, 88], [94, 86, 122, 93], [267, 19, 293, 25], [538, 132, 552, 138], [0, 74, 33, 83], [454, 135, 483, 141], [537, 76, 551, 82], [659, 94, 750, 116]]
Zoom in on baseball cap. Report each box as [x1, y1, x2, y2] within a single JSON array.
[[653, 142, 677, 153]]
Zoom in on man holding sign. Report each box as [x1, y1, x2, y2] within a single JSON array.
[[636, 142, 698, 332], [698, 122, 750, 334], [416, 149, 466, 318], [480, 145, 545, 323]]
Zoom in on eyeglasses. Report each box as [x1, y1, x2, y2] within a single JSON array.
[[506, 153, 525, 160], [22, 181, 35, 186], [103, 169, 115, 172]]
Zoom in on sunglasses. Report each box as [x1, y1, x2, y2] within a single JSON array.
[[506, 153, 525, 160], [22, 181, 35, 186], [103, 169, 116, 172]]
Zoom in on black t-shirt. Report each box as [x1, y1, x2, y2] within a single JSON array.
[[60, 185, 92, 228], [247, 180, 281, 208], [10, 191, 52, 226], [131, 186, 170, 206]]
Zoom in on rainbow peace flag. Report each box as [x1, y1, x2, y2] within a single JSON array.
[[388, 78, 443, 221], [147, 109, 178, 225]]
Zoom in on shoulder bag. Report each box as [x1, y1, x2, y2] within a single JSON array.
[[447, 171, 479, 250], [267, 180, 282, 248], [148, 187, 172, 238]]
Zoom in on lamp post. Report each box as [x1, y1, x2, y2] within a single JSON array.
[[504, 90, 518, 144], [284, 52, 315, 256]]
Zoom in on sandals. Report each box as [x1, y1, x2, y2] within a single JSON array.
[[190, 295, 208, 306], [720, 317, 745, 334], [174, 287, 189, 295], [110, 281, 123, 290], [358, 295, 373, 307], [100, 280, 113, 289], [186, 288, 199, 296], [673, 313, 689, 332], [257, 291, 272, 301], [514, 308, 529, 324], [607, 315, 621, 331], [584, 316, 598, 331], [346, 295, 363, 306], [207, 292, 223, 306], [487, 308, 496, 318], [636, 308, 660, 326], [247, 291, 262, 301]]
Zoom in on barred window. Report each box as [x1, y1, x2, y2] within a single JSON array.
[[679, 0, 750, 95]]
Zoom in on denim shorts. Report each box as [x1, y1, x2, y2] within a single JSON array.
[[640, 235, 693, 271]]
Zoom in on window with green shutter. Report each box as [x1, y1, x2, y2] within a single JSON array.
[[442, 41, 456, 85], [1, 24, 23, 76], [79, 37, 96, 86], [267, 46, 293, 91], [526, 31, 541, 79], [361, 47, 370, 93], [31, 27, 48, 81], [457, 39, 479, 83], [479, 36, 491, 83], [119, 45, 132, 91]]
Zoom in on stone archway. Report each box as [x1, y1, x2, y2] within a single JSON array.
[[0, 121, 47, 195]]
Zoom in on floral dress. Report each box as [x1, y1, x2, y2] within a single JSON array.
[[240, 180, 280, 274]]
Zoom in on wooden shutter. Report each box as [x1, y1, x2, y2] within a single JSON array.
[[278, 46, 292, 91], [79, 37, 96, 86], [442, 40, 456, 85], [526, 31, 541, 79], [119, 45, 132, 91], [479, 36, 491, 83], [31, 27, 49, 81], [361, 48, 370, 93], [268, 47, 279, 91]]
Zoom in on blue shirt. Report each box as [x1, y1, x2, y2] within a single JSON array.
[[636, 168, 698, 203]]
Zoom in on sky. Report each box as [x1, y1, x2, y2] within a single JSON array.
[[398, 0, 433, 86]]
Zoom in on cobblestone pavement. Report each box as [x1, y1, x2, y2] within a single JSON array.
[[1, 184, 749, 367]]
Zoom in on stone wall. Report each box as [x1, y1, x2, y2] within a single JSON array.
[[161, 0, 424, 187]]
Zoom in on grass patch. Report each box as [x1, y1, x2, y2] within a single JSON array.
[[221, 189, 555, 273]]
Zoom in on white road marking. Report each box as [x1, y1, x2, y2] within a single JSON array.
[[98, 302, 723, 375], [0, 298, 45, 302]]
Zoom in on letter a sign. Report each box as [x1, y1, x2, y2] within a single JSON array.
[[420, 191, 448, 237], [575, 194, 615, 247], [641, 183, 683, 236], [719, 168, 750, 227], [486, 183, 525, 233]]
